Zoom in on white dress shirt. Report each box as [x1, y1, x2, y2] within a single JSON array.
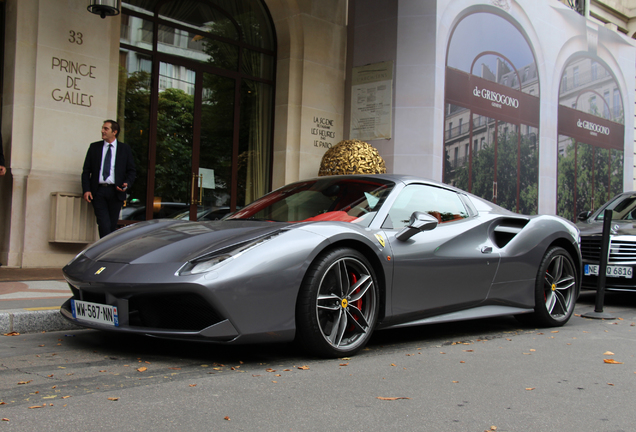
[[99, 139, 118, 185]]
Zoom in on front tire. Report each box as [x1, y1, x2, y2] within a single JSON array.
[[516, 246, 578, 327], [296, 247, 379, 358]]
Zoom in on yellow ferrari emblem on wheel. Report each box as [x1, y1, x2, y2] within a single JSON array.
[[551, 283, 556, 291], [341, 299, 348, 308]]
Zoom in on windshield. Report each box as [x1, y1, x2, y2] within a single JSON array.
[[595, 195, 636, 221], [226, 177, 395, 226]]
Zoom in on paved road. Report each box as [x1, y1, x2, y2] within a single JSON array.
[[1, 292, 635, 431]]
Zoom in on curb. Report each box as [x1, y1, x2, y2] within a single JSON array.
[[0, 308, 80, 334]]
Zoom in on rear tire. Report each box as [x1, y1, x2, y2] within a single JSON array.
[[296, 247, 379, 358], [516, 246, 578, 327]]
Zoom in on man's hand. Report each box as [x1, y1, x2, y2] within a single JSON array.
[[83, 191, 93, 202], [116, 182, 128, 192], [0, 166, 6, 176]]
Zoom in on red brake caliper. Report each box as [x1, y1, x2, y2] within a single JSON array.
[[348, 273, 362, 331]]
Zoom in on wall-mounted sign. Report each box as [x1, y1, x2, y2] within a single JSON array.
[[445, 68, 540, 127], [558, 105, 623, 150], [350, 60, 393, 141], [311, 116, 336, 148], [50, 56, 97, 108]]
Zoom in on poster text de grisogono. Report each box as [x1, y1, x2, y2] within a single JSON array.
[[51, 57, 96, 108]]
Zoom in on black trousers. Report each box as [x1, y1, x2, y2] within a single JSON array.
[[92, 185, 122, 238]]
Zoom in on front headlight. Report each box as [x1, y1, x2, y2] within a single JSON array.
[[177, 232, 282, 276]]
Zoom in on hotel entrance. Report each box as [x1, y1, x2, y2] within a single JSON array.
[[117, 0, 275, 221]]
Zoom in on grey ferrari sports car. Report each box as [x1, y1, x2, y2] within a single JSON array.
[[578, 191, 636, 291], [61, 174, 581, 358]]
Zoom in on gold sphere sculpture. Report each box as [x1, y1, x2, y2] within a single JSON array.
[[318, 140, 386, 176]]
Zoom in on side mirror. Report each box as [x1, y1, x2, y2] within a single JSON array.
[[577, 211, 592, 222], [396, 211, 438, 242]]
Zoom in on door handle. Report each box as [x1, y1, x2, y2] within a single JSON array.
[[481, 246, 493, 254], [191, 173, 202, 205]]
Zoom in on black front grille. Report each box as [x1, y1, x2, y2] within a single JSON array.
[[128, 293, 223, 331], [581, 236, 636, 264], [610, 239, 636, 262], [581, 236, 602, 261]]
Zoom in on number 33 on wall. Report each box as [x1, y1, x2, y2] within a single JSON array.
[[69, 30, 83, 45]]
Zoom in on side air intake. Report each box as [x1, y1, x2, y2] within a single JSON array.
[[492, 219, 529, 248]]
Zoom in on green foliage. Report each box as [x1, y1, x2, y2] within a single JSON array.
[[558, 141, 625, 221], [452, 128, 538, 214]]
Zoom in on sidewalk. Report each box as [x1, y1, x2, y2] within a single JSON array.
[[0, 267, 79, 334]]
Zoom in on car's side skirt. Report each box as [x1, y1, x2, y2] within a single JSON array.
[[381, 305, 534, 329]]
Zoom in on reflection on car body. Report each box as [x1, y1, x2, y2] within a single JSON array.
[[61, 175, 581, 358]]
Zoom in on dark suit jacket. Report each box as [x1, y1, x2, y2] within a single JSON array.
[[0, 131, 5, 167], [82, 140, 136, 201]]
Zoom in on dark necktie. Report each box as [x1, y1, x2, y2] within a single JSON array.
[[102, 144, 112, 181]]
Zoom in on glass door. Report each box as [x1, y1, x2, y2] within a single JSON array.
[[152, 60, 237, 221], [152, 60, 196, 220], [195, 72, 235, 220]]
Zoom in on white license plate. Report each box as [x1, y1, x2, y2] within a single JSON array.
[[71, 299, 119, 326], [584, 264, 633, 279]]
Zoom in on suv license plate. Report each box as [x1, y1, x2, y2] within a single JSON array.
[[584, 264, 633, 279]]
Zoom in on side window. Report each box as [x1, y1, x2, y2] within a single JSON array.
[[383, 184, 469, 229]]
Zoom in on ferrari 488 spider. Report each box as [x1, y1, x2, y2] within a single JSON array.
[[61, 175, 581, 357]]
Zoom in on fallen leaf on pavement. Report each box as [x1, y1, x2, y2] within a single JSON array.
[[340, 363, 349, 366], [107, 397, 119, 401], [298, 366, 310, 370], [17, 380, 33, 385], [376, 397, 411, 401], [189, 384, 196, 387], [608, 383, 614, 386], [1, 418, 8, 422], [168, 367, 181, 370], [137, 367, 147, 372], [604, 359, 623, 364], [28, 405, 44, 409], [266, 368, 276, 372], [3, 332, 19, 336], [224, 416, 230, 421], [525, 387, 535, 391], [604, 351, 615, 355]]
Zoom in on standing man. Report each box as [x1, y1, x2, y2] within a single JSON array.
[[82, 120, 136, 238]]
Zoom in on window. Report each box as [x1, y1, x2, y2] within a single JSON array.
[[603, 91, 610, 118], [573, 66, 579, 87], [383, 184, 469, 229], [613, 88, 620, 118]]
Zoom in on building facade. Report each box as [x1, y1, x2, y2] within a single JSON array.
[[1, 0, 635, 267]]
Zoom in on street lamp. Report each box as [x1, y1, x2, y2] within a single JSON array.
[[87, 0, 121, 19]]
